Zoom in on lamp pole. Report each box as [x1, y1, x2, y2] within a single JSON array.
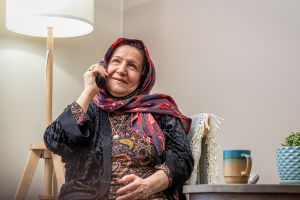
[[46, 27, 53, 127], [44, 27, 54, 197], [46, 27, 65, 196]]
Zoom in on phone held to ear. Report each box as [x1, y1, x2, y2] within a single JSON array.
[[95, 60, 107, 88], [95, 75, 106, 88]]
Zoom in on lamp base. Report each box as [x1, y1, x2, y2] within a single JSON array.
[[14, 143, 58, 200]]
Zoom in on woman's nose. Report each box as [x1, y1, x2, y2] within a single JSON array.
[[116, 61, 127, 75]]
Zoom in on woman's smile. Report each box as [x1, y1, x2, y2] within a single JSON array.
[[111, 76, 127, 84]]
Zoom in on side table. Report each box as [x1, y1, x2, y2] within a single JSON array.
[[183, 184, 300, 200]]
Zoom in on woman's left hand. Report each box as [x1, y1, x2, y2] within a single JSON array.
[[116, 174, 153, 200]]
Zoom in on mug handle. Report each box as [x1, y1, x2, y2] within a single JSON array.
[[241, 153, 252, 176]]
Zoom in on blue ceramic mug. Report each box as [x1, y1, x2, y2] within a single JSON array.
[[223, 150, 252, 184]]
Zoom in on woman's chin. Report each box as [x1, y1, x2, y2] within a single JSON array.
[[108, 89, 131, 97]]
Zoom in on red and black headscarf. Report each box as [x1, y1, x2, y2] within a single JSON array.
[[92, 38, 191, 155]]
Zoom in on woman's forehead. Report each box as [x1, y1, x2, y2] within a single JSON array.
[[111, 45, 144, 62]]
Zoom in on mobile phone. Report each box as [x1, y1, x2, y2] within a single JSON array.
[[95, 60, 107, 88], [95, 75, 106, 88]]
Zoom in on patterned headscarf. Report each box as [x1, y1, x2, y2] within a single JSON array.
[[92, 38, 191, 155]]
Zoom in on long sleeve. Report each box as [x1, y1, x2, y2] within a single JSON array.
[[154, 114, 194, 197], [43, 103, 96, 162], [70, 101, 90, 125]]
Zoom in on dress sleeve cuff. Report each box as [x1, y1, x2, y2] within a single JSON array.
[[70, 101, 90, 125], [155, 163, 173, 187]]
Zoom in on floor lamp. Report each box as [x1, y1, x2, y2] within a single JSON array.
[[6, 0, 94, 199]]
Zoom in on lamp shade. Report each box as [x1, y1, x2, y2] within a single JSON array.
[[6, 0, 94, 38]]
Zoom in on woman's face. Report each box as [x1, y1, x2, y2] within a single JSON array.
[[106, 45, 144, 97]]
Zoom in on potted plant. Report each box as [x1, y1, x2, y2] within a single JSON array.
[[276, 131, 300, 184]]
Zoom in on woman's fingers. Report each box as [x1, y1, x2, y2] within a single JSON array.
[[117, 175, 138, 195], [116, 189, 142, 200], [118, 174, 136, 183], [89, 63, 108, 78], [116, 174, 152, 200], [83, 64, 106, 91]]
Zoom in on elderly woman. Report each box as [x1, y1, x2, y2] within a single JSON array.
[[44, 38, 194, 200]]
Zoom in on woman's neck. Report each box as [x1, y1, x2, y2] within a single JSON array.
[[107, 88, 141, 101]]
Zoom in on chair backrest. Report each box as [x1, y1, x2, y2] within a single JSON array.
[[186, 113, 222, 185]]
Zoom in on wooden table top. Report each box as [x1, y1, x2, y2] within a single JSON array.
[[183, 184, 300, 194]]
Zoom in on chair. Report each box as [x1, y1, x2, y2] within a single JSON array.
[[186, 113, 223, 185]]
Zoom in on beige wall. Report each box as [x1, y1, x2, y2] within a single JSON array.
[[0, 0, 121, 199], [123, 0, 300, 184]]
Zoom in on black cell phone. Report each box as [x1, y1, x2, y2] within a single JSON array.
[[95, 75, 106, 88], [95, 60, 107, 88]]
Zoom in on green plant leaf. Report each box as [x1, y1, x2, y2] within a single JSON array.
[[283, 132, 300, 146]]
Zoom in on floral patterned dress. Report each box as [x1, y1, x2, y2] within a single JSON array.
[[103, 112, 170, 200]]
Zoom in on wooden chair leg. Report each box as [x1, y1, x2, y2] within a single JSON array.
[[53, 171, 58, 198], [39, 149, 53, 200], [14, 149, 42, 200], [51, 153, 65, 192]]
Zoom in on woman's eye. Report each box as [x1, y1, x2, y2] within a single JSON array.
[[112, 59, 120, 63], [128, 63, 137, 69]]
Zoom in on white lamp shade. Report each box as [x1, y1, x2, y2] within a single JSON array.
[[6, 0, 94, 38]]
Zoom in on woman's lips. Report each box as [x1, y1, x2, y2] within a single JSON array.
[[112, 77, 127, 84]]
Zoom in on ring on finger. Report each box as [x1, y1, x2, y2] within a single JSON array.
[[88, 66, 95, 71]]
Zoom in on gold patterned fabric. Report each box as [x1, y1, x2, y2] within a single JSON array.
[[103, 112, 169, 200]]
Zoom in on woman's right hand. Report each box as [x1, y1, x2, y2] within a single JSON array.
[[76, 63, 109, 112], [83, 63, 109, 94]]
